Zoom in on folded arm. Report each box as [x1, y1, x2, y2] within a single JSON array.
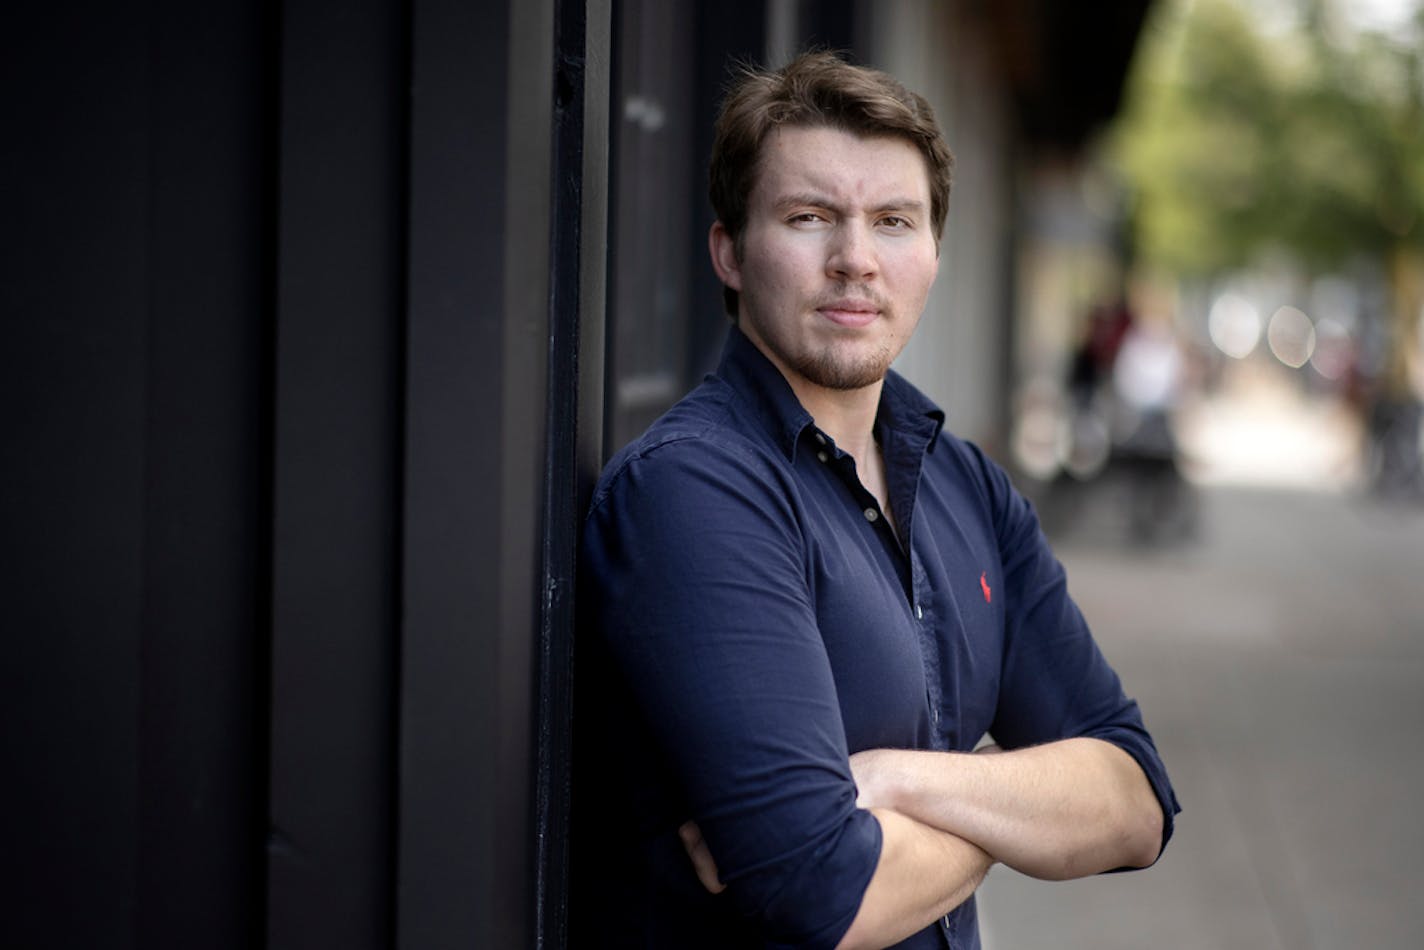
[[683, 810, 991, 950], [835, 809, 991, 950], [850, 737, 1164, 880]]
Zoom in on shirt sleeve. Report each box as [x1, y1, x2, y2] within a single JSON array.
[[974, 446, 1182, 858], [581, 434, 881, 948]]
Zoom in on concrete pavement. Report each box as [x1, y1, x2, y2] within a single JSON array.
[[977, 482, 1424, 949]]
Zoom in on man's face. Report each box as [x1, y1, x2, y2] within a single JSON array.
[[711, 125, 940, 394]]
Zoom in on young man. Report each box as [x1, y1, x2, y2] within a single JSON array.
[[572, 52, 1179, 949]]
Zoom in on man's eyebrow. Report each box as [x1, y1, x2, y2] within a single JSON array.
[[772, 191, 838, 212], [771, 192, 927, 215], [871, 198, 927, 215]]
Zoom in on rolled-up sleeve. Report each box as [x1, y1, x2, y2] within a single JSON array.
[[976, 449, 1181, 856], [582, 433, 881, 947]]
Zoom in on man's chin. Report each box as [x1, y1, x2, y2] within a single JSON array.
[[797, 356, 890, 392]]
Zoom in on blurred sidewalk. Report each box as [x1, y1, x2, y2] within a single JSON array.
[[978, 482, 1424, 948]]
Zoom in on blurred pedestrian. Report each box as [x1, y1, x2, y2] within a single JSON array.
[[1112, 309, 1196, 541]]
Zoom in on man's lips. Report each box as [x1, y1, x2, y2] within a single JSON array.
[[816, 301, 880, 328]]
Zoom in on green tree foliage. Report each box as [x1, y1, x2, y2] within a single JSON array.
[[1114, 0, 1424, 277]]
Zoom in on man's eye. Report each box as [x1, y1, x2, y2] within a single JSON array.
[[789, 212, 825, 224], [880, 215, 911, 229]]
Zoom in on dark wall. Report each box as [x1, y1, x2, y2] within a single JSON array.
[[264, 0, 408, 945], [4, 2, 271, 946], [2, 0, 602, 947]]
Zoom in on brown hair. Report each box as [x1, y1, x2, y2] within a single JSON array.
[[709, 51, 954, 314]]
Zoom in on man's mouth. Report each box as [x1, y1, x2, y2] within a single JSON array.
[[816, 299, 880, 328]]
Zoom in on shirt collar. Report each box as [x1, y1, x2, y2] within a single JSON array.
[[878, 367, 947, 450], [715, 325, 947, 462]]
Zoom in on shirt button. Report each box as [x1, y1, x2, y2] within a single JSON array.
[[863, 508, 878, 523], [814, 431, 827, 445], [914, 603, 923, 620], [817, 451, 829, 463], [932, 707, 940, 725]]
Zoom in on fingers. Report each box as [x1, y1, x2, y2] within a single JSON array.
[[678, 821, 727, 894]]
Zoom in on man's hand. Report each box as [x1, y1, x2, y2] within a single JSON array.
[[678, 821, 727, 894]]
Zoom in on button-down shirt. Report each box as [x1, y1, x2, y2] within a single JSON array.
[[571, 327, 1179, 949]]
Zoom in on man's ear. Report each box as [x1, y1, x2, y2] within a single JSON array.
[[708, 221, 742, 291]]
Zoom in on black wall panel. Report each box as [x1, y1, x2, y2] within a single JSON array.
[[397, 0, 517, 944], [3, 2, 270, 947], [264, 0, 407, 946], [4, 0, 606, 947], [137, 1, 271, 945], [4, 5, 149, 945]]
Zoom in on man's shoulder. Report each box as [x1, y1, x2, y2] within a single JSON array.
[[589, 377, 789, 513]]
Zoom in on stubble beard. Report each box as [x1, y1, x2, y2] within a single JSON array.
[[795, 339, 896, 391]]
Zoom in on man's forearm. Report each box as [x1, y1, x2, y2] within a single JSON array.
[[836, 809, 991, 950], [851, 737, 1163, 880]]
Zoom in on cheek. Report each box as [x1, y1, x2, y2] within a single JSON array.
[[888, 250, 938, 301], [744, 243, 808, 294], [917, 249, 941, 295]]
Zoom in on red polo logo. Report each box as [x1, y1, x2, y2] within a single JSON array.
[[980, 572, 992, 604]]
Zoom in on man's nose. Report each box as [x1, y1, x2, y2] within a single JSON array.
[[826, 222, 877, 281]]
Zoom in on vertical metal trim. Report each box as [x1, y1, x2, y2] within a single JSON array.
[[536, 1, 609, 947]]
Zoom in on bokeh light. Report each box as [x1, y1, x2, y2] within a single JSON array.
[[1266, 305, 1317, 368], [1208, 293, 1262, 359], [1309, 318, 1354, 380]]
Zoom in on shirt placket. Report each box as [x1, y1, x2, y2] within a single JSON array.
[[812, 426, 948, 752], [909, 546, 949, 751]]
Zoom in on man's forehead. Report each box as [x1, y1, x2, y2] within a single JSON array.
[[751, 125, 932, 202]]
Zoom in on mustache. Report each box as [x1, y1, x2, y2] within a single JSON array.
[[811, 284, 888, 311]]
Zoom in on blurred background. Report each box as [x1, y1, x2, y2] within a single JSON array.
[[967, 0, 1424, 945], [978, 1, 1424, 946], [5, 0, 1422, 947]]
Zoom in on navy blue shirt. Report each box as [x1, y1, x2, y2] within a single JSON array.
[[572, 327, 1179, 949]]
